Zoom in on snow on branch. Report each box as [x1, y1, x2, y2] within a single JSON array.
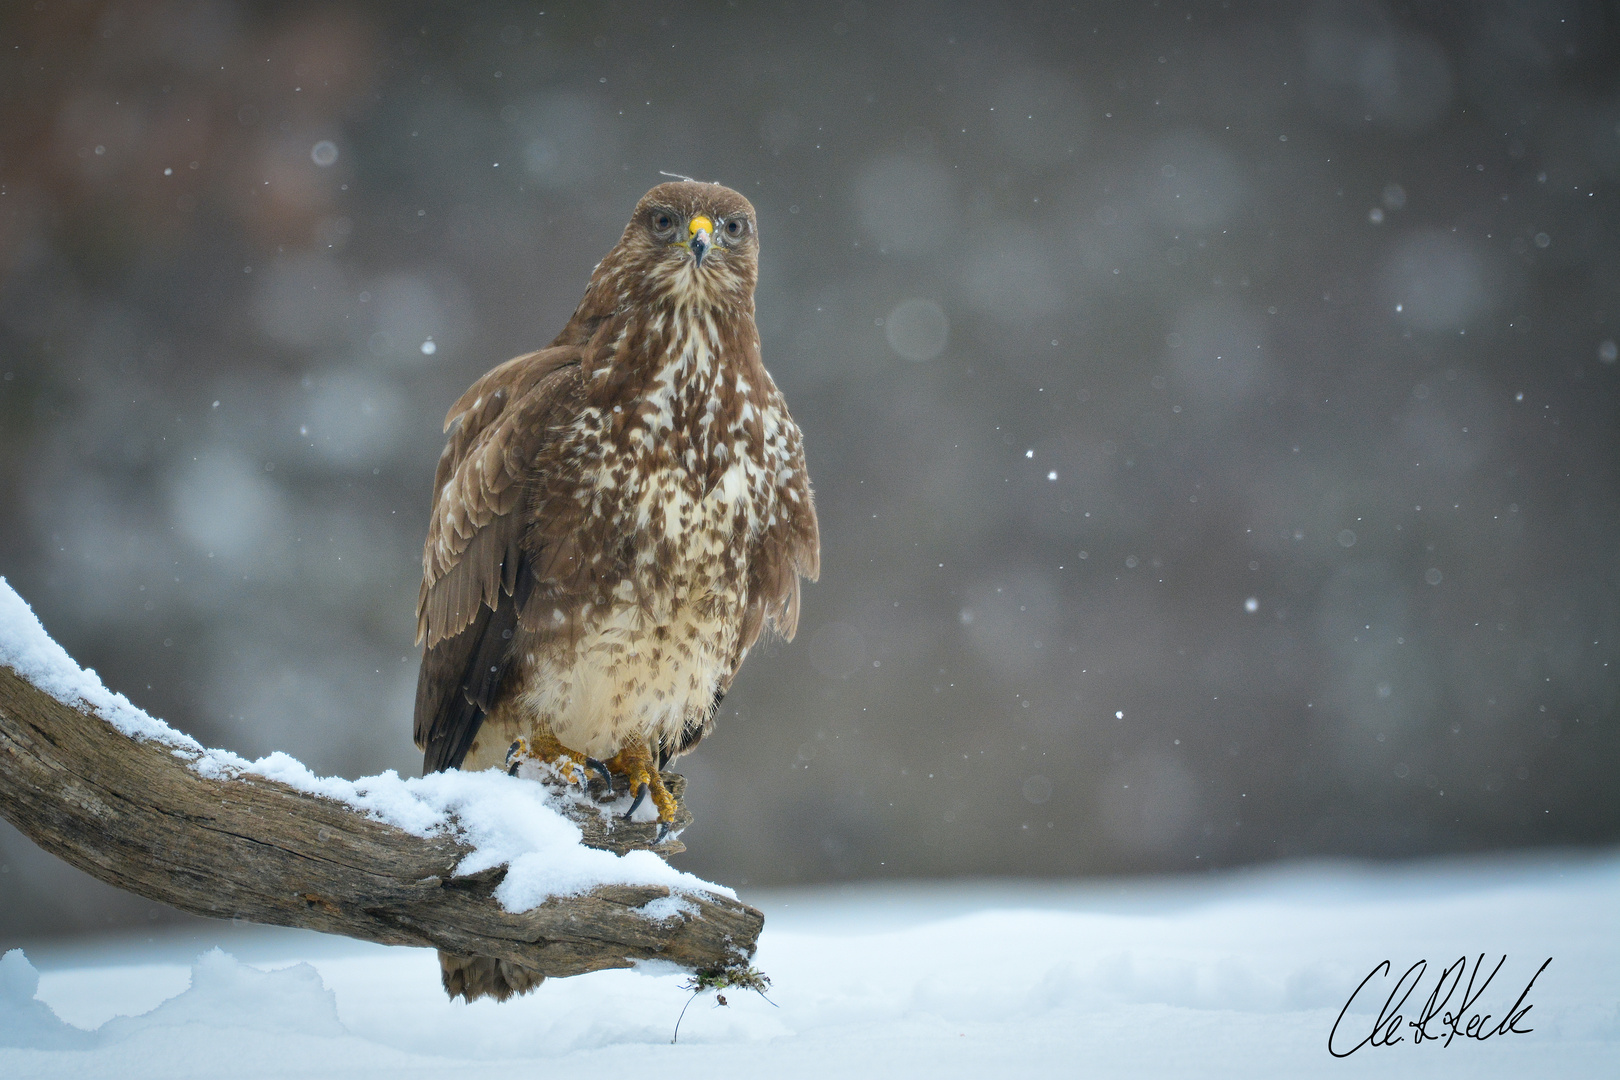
[[0, 580, 761, 980]]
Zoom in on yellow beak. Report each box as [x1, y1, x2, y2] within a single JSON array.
[[687, 215, 712, 266]]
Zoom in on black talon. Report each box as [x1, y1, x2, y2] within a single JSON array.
[[625, 782, 650, 820], [585, 757, 613, 789], [654, 821, 673, 845]]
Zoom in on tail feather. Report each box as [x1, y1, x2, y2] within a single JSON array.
[[438, 950, 546, 1002]]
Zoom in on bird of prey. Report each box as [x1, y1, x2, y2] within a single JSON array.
[[413, 181, 819, 1000]]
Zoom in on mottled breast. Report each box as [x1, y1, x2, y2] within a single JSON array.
[[512, 310, 788, 757]]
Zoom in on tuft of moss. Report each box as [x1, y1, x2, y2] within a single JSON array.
[[671, 964, 775, 1043], [681, 964, 772, 996]]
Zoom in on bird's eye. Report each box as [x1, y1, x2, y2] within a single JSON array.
[[650, 211, 675, 236], [723, 218, 746, 239]]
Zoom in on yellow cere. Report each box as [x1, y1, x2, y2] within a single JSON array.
[[688, 215, 714, 238]]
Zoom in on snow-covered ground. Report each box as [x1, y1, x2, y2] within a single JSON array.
[[3, 853, 1617, 1078]]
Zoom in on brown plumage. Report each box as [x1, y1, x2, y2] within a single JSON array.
[[412, 184, 818, 998]]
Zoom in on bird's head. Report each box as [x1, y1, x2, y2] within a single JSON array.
[[613, 181, 759, 308]]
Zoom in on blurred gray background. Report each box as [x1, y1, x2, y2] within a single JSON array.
[[2, 0, 1617, 937]]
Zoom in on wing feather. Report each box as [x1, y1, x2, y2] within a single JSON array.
[[416, 348, 579, 647], [412, 348, 583, 769], [746, 442, 819, 650]]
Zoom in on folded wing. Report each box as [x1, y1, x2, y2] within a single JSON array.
[[413, 348, 583, 772]]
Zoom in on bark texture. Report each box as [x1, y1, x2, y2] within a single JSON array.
[[0, 664, 760, 978]]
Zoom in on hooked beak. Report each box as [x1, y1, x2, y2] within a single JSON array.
[[687, 214, 712, 268]]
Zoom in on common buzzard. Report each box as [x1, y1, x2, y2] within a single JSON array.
[[413, 181, 819, 1000]]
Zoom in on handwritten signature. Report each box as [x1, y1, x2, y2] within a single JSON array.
[[1328, 954, 1551, 1057]]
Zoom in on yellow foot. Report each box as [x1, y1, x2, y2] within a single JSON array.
[[504, 731, 587, 786], [603, 738, 678, 826]]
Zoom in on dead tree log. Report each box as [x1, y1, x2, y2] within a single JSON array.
[[0, 663, 761, 979]]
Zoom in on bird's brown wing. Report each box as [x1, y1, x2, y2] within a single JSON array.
[[740, 466, 820, 651], [413, 347, 583, 772], [743, 383, 821, 652]]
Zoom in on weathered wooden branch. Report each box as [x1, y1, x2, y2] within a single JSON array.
[[0, 663, 760, 978]]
